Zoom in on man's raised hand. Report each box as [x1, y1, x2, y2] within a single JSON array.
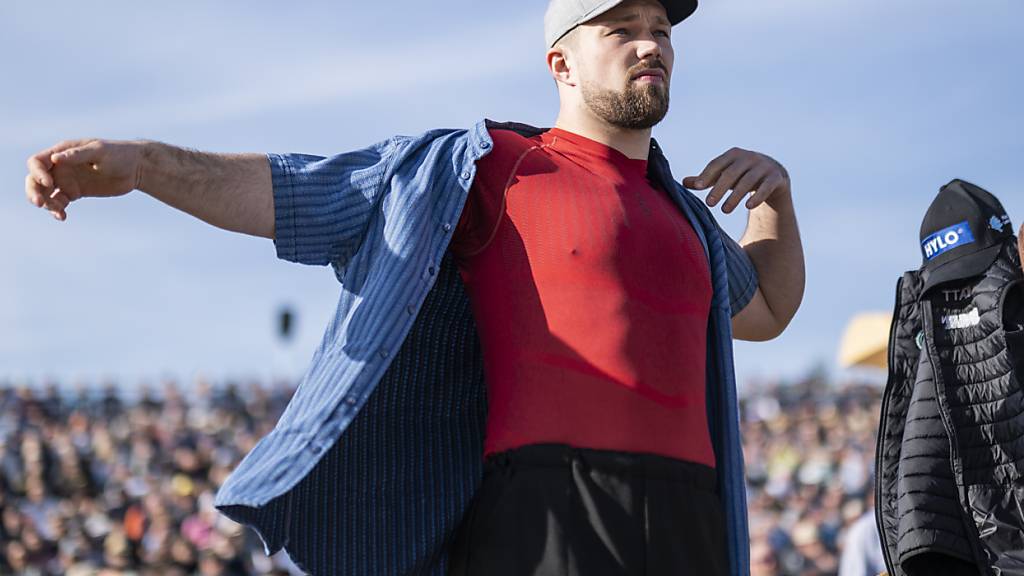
[[683, 147, 791, 214], [25, 139, 144, 221]]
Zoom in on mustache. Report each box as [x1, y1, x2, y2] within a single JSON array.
[[628, 59, 667, 77]]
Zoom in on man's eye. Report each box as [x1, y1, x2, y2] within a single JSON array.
[[655, 30, 670, 37], [610, 28, 629, 36]]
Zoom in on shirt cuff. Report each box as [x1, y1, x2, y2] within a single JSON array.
[[268, 153, 299, 263]]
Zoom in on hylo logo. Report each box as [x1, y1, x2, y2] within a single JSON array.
[[922, 221, 975, 261]]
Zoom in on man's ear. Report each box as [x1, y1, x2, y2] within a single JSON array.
[[546, 47, 576, 88]]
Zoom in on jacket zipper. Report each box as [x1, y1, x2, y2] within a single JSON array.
[[875, 276, 904, 576]]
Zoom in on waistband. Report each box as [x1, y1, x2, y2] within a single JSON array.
[[484, 443, 718, 493]]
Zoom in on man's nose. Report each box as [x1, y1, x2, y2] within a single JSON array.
[[636, 36, 662, 62]]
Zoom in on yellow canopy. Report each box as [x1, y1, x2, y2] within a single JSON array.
[[838, 313, 893, 369]]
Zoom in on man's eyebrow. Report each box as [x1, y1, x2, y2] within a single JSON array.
[[598, 13, 672, 27]]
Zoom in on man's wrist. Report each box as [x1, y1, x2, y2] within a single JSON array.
[[765, 183, 793, 210], [134, 140, 159, 193]]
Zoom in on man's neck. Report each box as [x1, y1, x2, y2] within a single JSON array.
[[553, 113, 653, 161]]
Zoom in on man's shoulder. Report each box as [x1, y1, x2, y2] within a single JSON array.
[[384, 119, 545, 157], [371, 121, 490, 172], [484, 121, 549, 152], [484, 120, 547, 139]]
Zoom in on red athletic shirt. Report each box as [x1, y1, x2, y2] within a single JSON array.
[[450, 127, 715, 467]]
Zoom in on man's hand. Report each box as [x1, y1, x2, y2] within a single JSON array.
[[25, 139, 144, 221], [683, 147, 790, 213]]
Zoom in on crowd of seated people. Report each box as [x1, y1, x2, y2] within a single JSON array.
[[0, 374, 883, 575]]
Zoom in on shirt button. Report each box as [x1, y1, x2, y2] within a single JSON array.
[[345, 396, 358, 406], [460, 170, 471, 180], [480, 142, 491, 149], [310, 444, 323, 454], [379, 349, 390, 359], [428, 266, 436, 276], [407, 304, 416, 315], [442, 223, 452, 232]]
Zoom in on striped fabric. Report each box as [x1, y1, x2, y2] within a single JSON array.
[[213, 120, 757, 576], [219, 253, 486, 574]]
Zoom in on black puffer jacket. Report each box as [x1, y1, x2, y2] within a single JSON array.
[[876, 237, 1024, 576]]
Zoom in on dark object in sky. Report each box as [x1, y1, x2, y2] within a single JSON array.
[[278, 307, 295, 341]]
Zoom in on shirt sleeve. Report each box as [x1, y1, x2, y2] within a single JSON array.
[[269, 138, 397, 268], [721, 230, 759, 317]]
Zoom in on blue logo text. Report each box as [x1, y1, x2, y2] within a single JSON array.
[[922, 221, 975, 260]]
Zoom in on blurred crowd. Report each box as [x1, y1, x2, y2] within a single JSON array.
[[0, 378, 300, 575], [742, 373, 883, 576], [0, 373, 885, 576]]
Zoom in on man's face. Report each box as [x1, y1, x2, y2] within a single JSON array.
[[568, 0, 674, 129]]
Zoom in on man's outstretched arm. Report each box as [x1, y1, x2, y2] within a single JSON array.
[[684, 147, 805, 342], [25, 139, 274, 238]]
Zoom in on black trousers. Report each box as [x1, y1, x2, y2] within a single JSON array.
[[449, 444, 729, 576]]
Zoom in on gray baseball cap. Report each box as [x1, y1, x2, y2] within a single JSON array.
[[544, 0, 698, 48]]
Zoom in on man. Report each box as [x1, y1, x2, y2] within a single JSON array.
[[839, 510, 886, 576], [23, 0, 804, 574], [838, 487, 885, 576]]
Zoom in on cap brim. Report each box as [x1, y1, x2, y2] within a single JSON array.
[[664, 0, 698, 25], [920, 243, 1002, 296]]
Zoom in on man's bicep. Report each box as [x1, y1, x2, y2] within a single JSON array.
[[731, 287, 783, 341], [721, 230, 783, 341], [270, 138, 397, 267]]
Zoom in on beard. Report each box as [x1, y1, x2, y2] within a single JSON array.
[[581, 64, 670, 130]]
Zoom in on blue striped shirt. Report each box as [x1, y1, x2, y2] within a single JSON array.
[[214, 120, 757, 576]]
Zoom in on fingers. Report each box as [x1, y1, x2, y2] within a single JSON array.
[[27, 140, 91, 185], [47, 191, 70, 221], [51, 141, 102, 167], [721, 166, 770, 214], [745, 174, 785, 210], [27, 153, 55, 190], [684, 149, 738, 191], [707, 157, 755, 208], [25, 139, 96, 222], [44, 163, 86, 221], [51, 163, 84, 201], [689, 147, 790, 214], [25, 174, 70, 221], [25, 174, 48, 208]]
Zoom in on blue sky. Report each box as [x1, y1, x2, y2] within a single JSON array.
[[2, 0, 1022, 388]]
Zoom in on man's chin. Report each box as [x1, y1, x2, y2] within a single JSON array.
[[581, 80, 669, 129]]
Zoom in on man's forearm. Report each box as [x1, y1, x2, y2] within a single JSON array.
[[740, 189, 805, 329], [138, 142, 274, 239]]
